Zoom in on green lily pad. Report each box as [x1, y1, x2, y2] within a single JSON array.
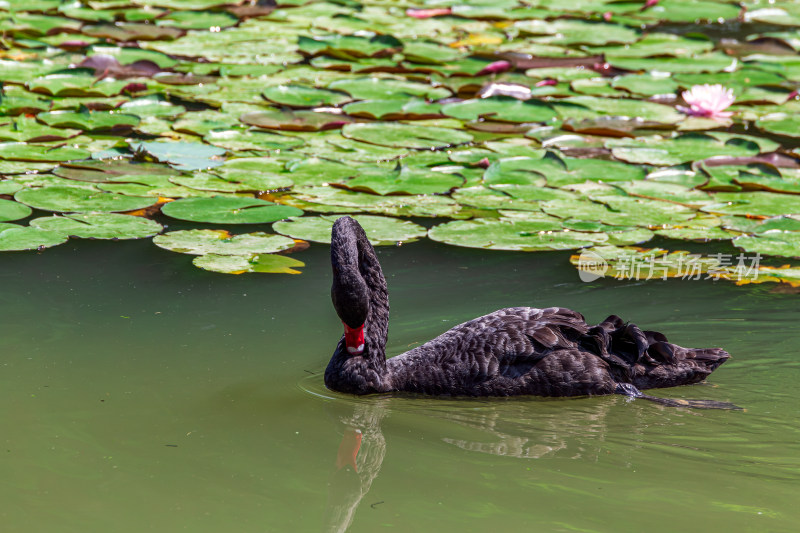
[[37, 109, 140, 131], [193, 253, 305, 274], [428, 216, 607, 251], [160, 197, 303, 224], [608, 134, 761, 166], [485, 154, 645, 187], [341, 166, 464, 195], [15, 186, 156, 213], [607, 52, 737, 74], [341, 123, 473, 149], [154, 229, 296, 255], [130, 141, 226, 171], [701, 192, 800, 217], [288, 186, 462, 218], [26, 70, 130, 97], [442, 97, 557, 123], [241, 110, 354, 132], [328, 77, 451, 100], [29, 213, 162, 239], [0, 199, 33, 222], [262, 85, 351, 107], [0, 225, 68, 252], [157, 10, 238, 30], [612, 181, 714, 207], [203, 129, 305, 152], [0, 117, 79, 142], [0, 142, 89, 162], [655, 227, 736, 242], [612, 74, 680, 96], [722, 215, 800, 234], [542, 196, 696, 227], [558, 96, 684, 124], [342, 98, 443, 120], [755, 113, 800, 138], [734, 232, 800, 259], [273, 215, 427, 245]]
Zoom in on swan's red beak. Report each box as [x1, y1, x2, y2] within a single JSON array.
[[343, 322, 365, 355]]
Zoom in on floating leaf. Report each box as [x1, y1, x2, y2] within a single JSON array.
[[38, 109, 140, 132], [0, 199, 33, 222], [0, 117, 79, 142], [160, 197, 303, 224], [608, 134, 761, 166], [154, 229, 296, 255], [543, 196, 696, 227], [0, 142, 89, 162], [15, 186, 156, 213], [429, 216, 607, 251], [193, 253, 305, 274], [130, 141, 226, 170], [204, 129, 304, 152], [273, 215, 427, 245], [0, 225, 68, 251], [29, 213, 162, 239], [328, 77, 450, 100], [241, 110, 354, 131], [341, 123, 473, 149], [341, 166, 464, 195], [442, 97, 557, 123], [701, 192, 800, 217], [262, 85, 351, 107]]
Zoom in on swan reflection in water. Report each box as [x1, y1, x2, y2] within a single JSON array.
[[322, 395, 654, 532]]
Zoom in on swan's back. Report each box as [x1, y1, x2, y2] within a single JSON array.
[[385, 307, 729, 397]]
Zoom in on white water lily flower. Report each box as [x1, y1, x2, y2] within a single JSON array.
[[678, 84, 735, 119]]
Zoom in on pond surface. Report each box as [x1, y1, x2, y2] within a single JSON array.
[[1, 239, 798, 532]]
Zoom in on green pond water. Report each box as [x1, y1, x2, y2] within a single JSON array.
[[1, 239, 798, 533]]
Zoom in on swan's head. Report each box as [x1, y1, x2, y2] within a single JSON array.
[[331, 263, 368, 356]]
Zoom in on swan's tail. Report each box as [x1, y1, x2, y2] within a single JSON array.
[[584, 315, 731, 390]]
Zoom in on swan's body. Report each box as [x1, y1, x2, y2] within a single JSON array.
[[326, 217, 731, 403]]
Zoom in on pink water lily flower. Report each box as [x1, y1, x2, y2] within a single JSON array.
[[678, 84, 735, 119]]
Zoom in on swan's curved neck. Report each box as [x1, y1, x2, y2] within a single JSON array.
[[328, 217, 390, 392]]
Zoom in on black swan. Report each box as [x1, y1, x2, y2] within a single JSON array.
[[326, 216, 734, 408]]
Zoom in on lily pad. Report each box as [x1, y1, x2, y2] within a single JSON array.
[[734, 232, 800, 259], [241, 110, 354, 132], [0, 225, 68, 252], [160, 197, 303, 224], [341, 166, 464, 195], [29, 213, 162, 239], [130, 141, 226, 170], [341, 123, 473, 149], [428, 216, 607, 251], [608, 134, 761, 166], [0, 142, 90, 162], [193, 253, 305, 274], [153, 229, 296, 255], [701, 192, 800, 217], [37, 109, 140, 131], [262, 85, 351, 107], [15, 186, 156, 213], [442, 97, 558, 123], [0, 199, 33, 222], [273, 215, 427, 245], [328, 77, 451, 100]]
